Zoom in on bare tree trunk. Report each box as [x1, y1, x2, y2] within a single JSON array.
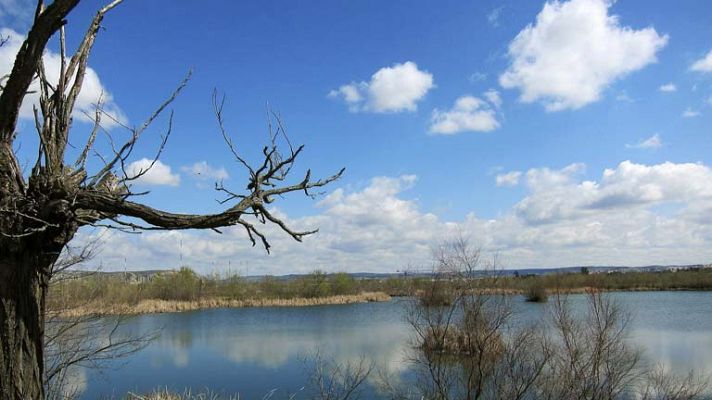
[[0, 188, 76, 399], [0, 250, 54, 400]]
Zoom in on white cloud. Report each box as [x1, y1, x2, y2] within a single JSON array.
[[515, 161, 712, 224], [429, 94, 500, 135], [329, 61, 434, 113], [499, 0, 668, 111], [126, 158, 180, 186], [74, 161, 712, 274], [658, 83, 677, 93], [487, 6, 503, 27], [683, 108, 701, 118], [524, 163, 586, 192], [690, 50, 712, 72], [181, 161, 229, 181], [496, 171, 522, 187], [483, 89, 502, 108], [626, 133, 662, 149], [0, 28, 126, 128], [468, 72, 487, 83]]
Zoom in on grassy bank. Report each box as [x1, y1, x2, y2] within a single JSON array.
[[48, 266, 712, 316], [49, 267, 392, 316], [57, 292, 391, 317]]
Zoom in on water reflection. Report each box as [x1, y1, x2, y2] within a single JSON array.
[[210, 325, 409, 370], [632, 329, 712, 374], [151, 329, 193, 368], [79, 293, 712, 399], [152, 303, 412, 374]]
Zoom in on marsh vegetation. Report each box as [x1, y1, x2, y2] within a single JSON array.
[[47, 262, 712, 318]]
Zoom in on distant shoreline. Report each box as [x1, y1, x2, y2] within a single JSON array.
[[473, 286, 712, 295], [49, 266, 712, 317], [56, 287, 712, 317], [57, 291, 392, 317]]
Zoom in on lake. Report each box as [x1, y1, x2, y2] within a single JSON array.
[[73, 292, 712, 399]]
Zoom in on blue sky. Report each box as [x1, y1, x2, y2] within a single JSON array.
[[2, 0, 712, 274]]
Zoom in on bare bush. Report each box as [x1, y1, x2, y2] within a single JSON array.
[[536, 290, 642, 399], [44, 244, 155, 400], [524, 283, 548, 303], [305, 351, 374, 400], [638, 366, 710, 400], [391, 237, 711, 400], [402, 235, 551, 400]]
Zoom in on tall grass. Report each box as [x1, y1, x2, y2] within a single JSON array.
[[48, 267, 712, 315], [48, 268, 385, 315]]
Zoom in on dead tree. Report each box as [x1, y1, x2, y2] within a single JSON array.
[[0, 1, 343, 398]]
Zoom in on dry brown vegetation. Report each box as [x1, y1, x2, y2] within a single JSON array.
[[48, 267, 391, 316], [47, 263, 712, 318], [126, 390, 237, 400], [57, 292, 391, 317], [381, 236, 712, 400]]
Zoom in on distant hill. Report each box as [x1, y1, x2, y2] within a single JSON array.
[[62, 263, 711, 282]]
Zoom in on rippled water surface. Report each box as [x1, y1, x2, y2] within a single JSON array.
[[76, 292, 712, 399]]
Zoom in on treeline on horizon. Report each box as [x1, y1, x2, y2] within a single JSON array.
[[48, 265, 712, 310]]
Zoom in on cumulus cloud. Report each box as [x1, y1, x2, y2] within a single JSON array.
[[496, 171, 522, 187], [181, 161, 229, 181], [75, 161, 712, 274], [329, 61, 434, 113], [0, 28, 126, 128], [499, 0, 668, 111], [523, 163, 586, 192], [658, 83, 677, 93], [126, 158, 180, 186], [690, 50, 712, 72], [429, 92, 501, 135], [515, 161, 712, 224], [626, 133, 662, 149]]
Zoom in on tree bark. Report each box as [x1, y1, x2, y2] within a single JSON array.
[[0, 249, 55, 400]]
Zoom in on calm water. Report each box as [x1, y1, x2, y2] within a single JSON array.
[[74, 292, 712, 399]]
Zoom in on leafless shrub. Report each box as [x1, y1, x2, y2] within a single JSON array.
[[638, 366, 710, 400], [44, 243, 156, 400], [400, 235, 551, 400], [305, 351, 374, 400], [534, 290, 643, 399], [391, 236, 711, 400]]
